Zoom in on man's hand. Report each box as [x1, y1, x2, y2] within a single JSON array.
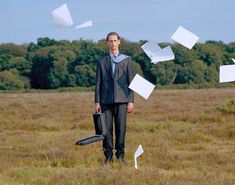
[[95, 103, 101, 113], [127, 102, 134, 113]]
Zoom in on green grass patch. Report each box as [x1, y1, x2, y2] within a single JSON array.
[[217, 98, 235, 114]]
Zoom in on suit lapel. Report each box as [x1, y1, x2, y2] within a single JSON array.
[[107, 55, 114, 79], [108, 54, 127, 79], [114, 63, 119, 79]]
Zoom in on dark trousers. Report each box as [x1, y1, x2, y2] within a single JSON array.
[[101, 103, 127, 159]]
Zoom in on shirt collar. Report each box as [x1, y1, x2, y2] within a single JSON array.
[[109, 52, 120, 58]]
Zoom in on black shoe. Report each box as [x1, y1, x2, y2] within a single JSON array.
[[117, 157, 127, 165], [103, 158, 113, 165]]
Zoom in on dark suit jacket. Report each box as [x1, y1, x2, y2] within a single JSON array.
[[95, 55, 134, 104]]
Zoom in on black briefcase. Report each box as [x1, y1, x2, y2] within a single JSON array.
[[93, 112, 108, 136], [75, 112, 108, 146]]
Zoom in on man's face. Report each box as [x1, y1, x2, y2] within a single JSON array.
[[107, 35, 120, 51]]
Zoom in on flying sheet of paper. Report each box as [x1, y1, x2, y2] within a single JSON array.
[[171, 26, 199, 49], [141, 41, 175, 63], [75, 20, 93, 29], [52, 4, 73, 27], [219, 64, 235, 83], [134, 145, 144, 169], [129, 74, 155, 100], [232, 58, 235, 63]]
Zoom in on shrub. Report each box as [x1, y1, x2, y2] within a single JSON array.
[[0, 70, 28, 90], [217, 98, 235, 113]]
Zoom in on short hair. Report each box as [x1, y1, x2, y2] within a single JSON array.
[[106, 32, 120, 41]]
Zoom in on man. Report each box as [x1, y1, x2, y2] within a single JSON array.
[[95, 32, 134, 164]]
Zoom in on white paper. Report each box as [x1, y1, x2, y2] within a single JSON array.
[[52, 4, 73, 27], [171, 26, 199, 49], [219, 64, 235, 83], [141, 41, 175, 63], [129, 74, 155, 100], [134, 145, 144, 169], [75, 20, 93, 29], [232, 58, 235, 63]]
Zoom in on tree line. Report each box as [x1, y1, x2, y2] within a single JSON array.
[[0, 37, 234, 90]]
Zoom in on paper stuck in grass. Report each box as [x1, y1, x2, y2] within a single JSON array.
[[134, 145, 144, 169]]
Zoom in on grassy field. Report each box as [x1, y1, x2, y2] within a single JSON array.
[[0, 89, 234, 185]]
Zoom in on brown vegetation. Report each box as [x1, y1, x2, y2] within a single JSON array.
[[0, 89, 234, 185]]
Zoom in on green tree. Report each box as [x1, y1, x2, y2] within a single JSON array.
[[120, 39, 142, 57], [66, 74, 77, 87], [49, 51, 69, 88], [8, 57, 32, 76], [0, 54, 13, 71], [0, 43, 27, 57], [74, 64, 96, 86], [197, 42, 225, 69], [172, 44, 198, 65], [132, 62, 143, 76], [30, 46, 76, 89], [133, 51, 155, 83], [0, 69, 27, 90], [1, 37, 234, 90], [72, 40, 103, 66], [30, 47, 52, 89], [150, 61, 178, 85], [27, 42, 40, 52], [37, 37, 59, 47], [205, 66, 218, 83]]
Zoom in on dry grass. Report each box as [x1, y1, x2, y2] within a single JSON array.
[[0, 89, 234, 185]]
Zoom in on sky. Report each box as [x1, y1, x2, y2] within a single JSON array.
[[0, 0, 235, 44]]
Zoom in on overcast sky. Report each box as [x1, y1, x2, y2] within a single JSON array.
[[1, 0, 235, 44]]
